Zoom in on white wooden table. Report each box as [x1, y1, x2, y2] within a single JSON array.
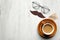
[[0, 0, 60, 40]]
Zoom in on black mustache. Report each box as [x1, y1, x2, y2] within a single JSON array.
[[30, 10, 45, 18]]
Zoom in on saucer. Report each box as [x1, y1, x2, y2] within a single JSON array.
[[38, 19, 57, 38]]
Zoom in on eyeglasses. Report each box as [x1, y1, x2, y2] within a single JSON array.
[[32, 1, 50, 14]]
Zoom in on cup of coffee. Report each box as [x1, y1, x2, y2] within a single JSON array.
[[38, 19, 57, 38], [42, 23, 54, 35]]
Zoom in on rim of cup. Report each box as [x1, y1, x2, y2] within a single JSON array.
[[42, 23, 54, 35]]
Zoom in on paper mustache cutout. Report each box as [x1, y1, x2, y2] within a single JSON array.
[[30, 10, 45, 18]]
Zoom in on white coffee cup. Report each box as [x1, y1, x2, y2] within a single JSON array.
[[42, 23, 54, 35]]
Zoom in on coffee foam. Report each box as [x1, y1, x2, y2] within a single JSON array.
[[42, 23, 54, 35]]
